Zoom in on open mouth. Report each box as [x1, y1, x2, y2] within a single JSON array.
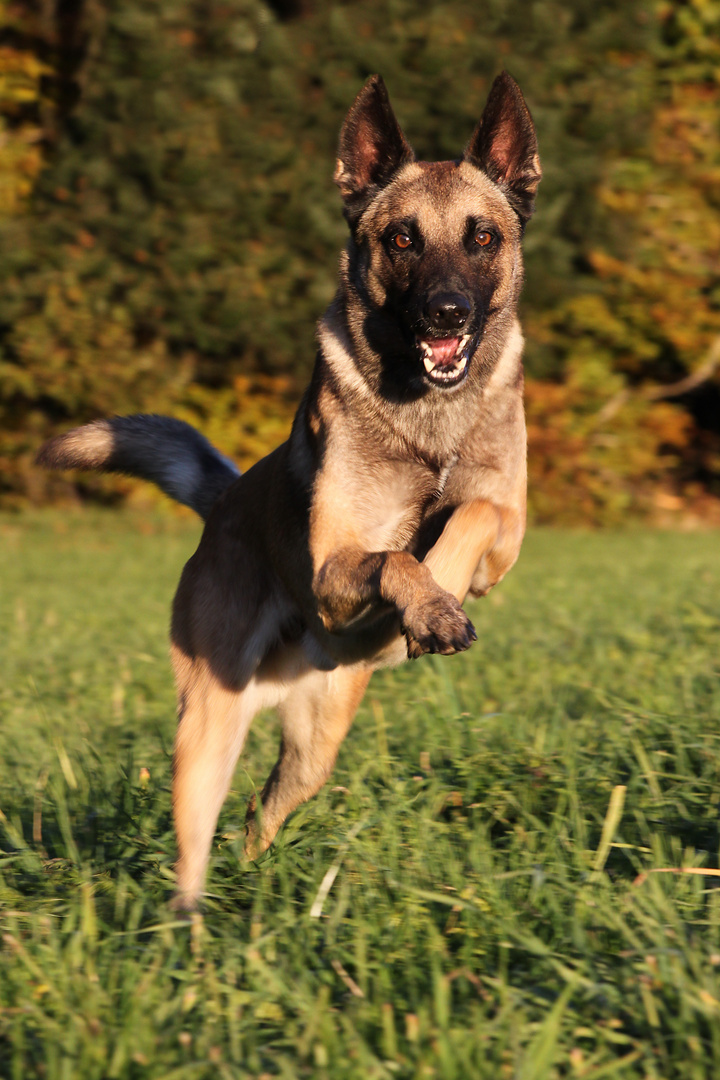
[[416, 334, 474, 387]]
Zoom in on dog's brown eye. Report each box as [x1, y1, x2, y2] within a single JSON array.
[[474, 230, 493, 247], [391, 232, 413, 250]]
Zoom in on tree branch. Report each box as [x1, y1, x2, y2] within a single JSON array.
[[644, 336, 720, 401], [593, 335, 720, 427]]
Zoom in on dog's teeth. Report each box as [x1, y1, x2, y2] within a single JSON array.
[[420, 339, 471, 383]]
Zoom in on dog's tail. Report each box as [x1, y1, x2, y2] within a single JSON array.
[[36, 414, 240, 520]]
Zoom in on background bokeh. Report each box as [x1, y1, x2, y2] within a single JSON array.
[[1, 0, 719, 523]]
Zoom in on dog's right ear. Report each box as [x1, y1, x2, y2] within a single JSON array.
[[464, 72, 541, 223], [334, 75, 415, 223]]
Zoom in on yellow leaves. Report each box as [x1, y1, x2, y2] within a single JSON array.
[[0, 46, 50, 218], [171, 373, 295, 476], [590, 77, 720, 376], [0, 47, 50, 106], [643, 400, 692, 448], [533, 73, 720, 522], [525, 375, 694, 526]]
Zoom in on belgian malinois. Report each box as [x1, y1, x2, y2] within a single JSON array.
[[38, 72, 541, 910]]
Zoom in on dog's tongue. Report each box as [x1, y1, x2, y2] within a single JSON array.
[[428, 338, 460, 367]]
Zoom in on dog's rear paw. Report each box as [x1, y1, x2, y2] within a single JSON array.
[[403, 592, 476, 659], [169, 892, 201, 918]]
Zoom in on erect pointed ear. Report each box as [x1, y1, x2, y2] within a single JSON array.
[[464, 71, 541, 222], [334, 75, 415, 222]]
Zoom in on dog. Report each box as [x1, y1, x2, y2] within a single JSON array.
[[38, 72, 541, 910]]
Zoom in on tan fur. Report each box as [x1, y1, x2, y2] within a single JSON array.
[[38, 74, 540, 910], [38, 419, 114, 470]]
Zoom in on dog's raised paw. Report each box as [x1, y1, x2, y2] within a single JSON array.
[[403, 592, 476, 659]]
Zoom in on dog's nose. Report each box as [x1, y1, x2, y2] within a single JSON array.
[[426, 293, 472, 331]]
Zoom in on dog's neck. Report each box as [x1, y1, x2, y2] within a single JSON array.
[[316, 300, 524, 466]]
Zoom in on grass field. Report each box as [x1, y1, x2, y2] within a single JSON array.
[[1, 512, 720, 1079]]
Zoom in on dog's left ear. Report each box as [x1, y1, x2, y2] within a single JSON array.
[[464, 72, 541, 222], [334, 75, 416, 222]]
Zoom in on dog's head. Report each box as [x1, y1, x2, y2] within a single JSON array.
[[333, 73, 540, 396]]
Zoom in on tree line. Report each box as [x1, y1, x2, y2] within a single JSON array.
[[1, 0, 718, 522]]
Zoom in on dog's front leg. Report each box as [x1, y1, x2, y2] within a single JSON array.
[[423, 500, 524, 604], [313, 547, 476, 657]]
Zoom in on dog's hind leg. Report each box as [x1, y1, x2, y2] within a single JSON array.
[[171, 655, 270, 911], [245, 664, 371, 858]]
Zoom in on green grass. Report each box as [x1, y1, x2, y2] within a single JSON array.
[[2, 512, 720, 1079]]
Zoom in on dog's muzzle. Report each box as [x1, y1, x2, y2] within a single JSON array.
[[416, 292, 476, 387]]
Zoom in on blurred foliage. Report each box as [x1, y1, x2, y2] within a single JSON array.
[[0, 0, 718, 521], [526, 2, 720, 523], [0, 44, 47, 218]]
